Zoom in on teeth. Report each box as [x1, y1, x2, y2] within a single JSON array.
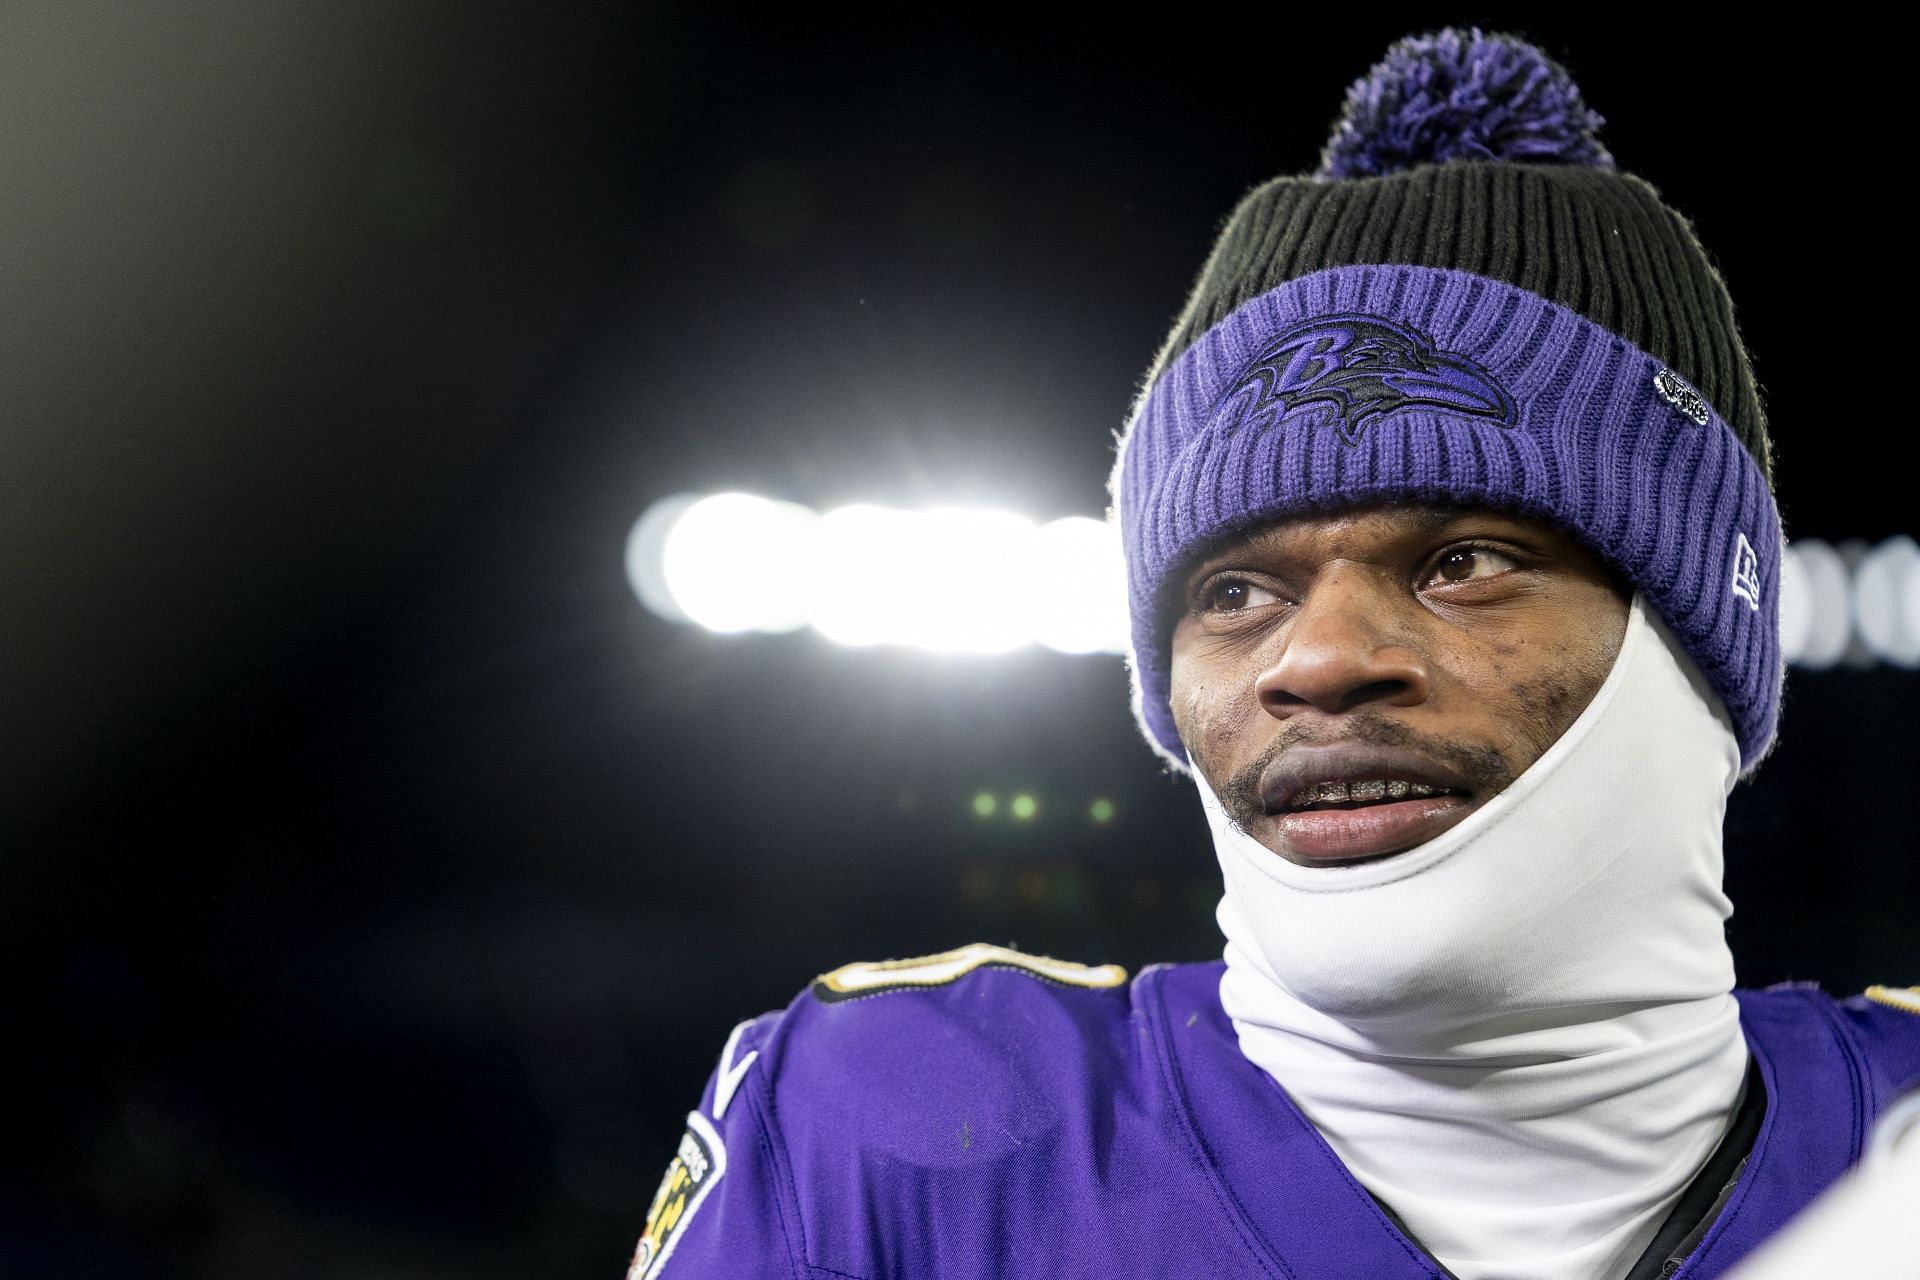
[[1300, 780, 1349, 806], [1291, 779, 1447, 809]]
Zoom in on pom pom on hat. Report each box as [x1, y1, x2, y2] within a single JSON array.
[[1318, 27, 1614, 179]]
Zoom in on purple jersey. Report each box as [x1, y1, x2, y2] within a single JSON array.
[[627, 945, 1920, 1279]]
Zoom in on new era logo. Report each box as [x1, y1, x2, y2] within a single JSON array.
[[1730, 532, 1762, 610]]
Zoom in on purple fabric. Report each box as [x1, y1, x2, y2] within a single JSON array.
[[1319, 28, 1614, 179], [1676, 985, 1913, 1276], [632, 962, 1919, 1278], [1113, 264, 1784, 772]]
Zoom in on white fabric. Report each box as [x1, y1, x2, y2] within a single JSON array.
[[1204, 593, 1751, 1280]]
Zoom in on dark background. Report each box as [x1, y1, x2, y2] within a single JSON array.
[[4, 5, 1913, 1277]]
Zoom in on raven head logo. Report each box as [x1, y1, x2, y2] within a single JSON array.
[[1207, 313, 1515, 445]]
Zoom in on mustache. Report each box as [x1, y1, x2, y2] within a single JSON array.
[[1217, 711, 1515, 830]]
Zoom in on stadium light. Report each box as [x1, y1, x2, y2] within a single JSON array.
[[1851, 535, 1920, 668], [1030, 516, 1129, 655], [808, 504, 1040, 653], [658, 492, 818, 634], [1781, 539, 1854, 669], [630, 495, 1918, 669]]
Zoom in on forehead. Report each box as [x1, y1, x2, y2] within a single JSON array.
[[1176, 501, 1535, 577]]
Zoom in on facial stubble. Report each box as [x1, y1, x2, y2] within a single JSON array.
[[1212, 710, 1517, 841]]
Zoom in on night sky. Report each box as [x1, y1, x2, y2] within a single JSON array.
[[5, 6, 1914, 1278]]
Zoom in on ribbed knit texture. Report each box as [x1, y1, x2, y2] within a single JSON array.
[[1143, 164, 1771, 481], [1115, 264, 1782, 770]]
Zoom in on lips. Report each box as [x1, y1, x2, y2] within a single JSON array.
[[1256, 744, 1480, 865]]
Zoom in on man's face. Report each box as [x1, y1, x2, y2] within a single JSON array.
[[1168, 503, 1630, 867]]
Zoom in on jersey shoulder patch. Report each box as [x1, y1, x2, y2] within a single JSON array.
[[627, 1111, 726, 1280], [1865, 985, 1920, 1016], [811, 942, 1127, 1004]]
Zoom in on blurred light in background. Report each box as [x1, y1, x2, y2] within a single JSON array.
[[1778, 535, 1920, 669], [1850, 536, 1920, 667], [629, 493, 1127, 654], [630, 496, 1920, 669]]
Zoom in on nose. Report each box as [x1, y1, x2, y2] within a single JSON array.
[[1253, 567, 1432, 718]]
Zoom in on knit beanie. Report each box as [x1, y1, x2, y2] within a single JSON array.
[[1111, 27, 1782, 774]]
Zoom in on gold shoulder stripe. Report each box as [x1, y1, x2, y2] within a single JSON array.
[[813, 942, 1127, 1003], [1865, 985, 1920, 1015]]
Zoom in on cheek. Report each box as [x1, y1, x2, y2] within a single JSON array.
[[1503, 670, 1592, 762], [1170, 666, 1262, 777], [1454, 622, 1622, 769]]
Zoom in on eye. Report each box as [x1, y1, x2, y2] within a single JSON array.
[[1198, 576, 1280, 613], [1426, 544, 1520, 585]]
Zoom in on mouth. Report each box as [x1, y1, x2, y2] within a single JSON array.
[[1256, 745, 1483, 866], [1280, 777, 1462, 809]]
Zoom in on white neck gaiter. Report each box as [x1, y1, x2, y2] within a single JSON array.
[[1203, 594, 1750, 1280]]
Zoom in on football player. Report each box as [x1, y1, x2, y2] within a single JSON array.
[[628, 28, 1919, 1280]]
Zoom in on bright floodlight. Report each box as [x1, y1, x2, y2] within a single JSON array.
[[626, 493, 700, 623], [1784, 540, 1852, 670], [810, 504, 1039, 652], [807, 504, 915, 647], [1853, 536, 1920, 667], [1030, 516, 1129, 655], [661, 492, 818, 633], [910, 506, 1040, 653], [1906, 545, 1920, 663]]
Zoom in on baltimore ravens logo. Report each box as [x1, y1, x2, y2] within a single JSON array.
[[1208, 313, 1515, 445], [1653, 367, 1712, 426]]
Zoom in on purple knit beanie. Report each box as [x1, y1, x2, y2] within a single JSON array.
[[1112, 28, 1782, 773]]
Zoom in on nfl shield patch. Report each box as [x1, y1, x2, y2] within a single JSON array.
[[627, 1111, 727, 1279]]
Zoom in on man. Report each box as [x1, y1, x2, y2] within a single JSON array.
[[627, 29, 1920, 1280]]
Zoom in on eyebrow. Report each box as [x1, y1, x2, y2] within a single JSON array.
[[1172, 502, 1550, 603]]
